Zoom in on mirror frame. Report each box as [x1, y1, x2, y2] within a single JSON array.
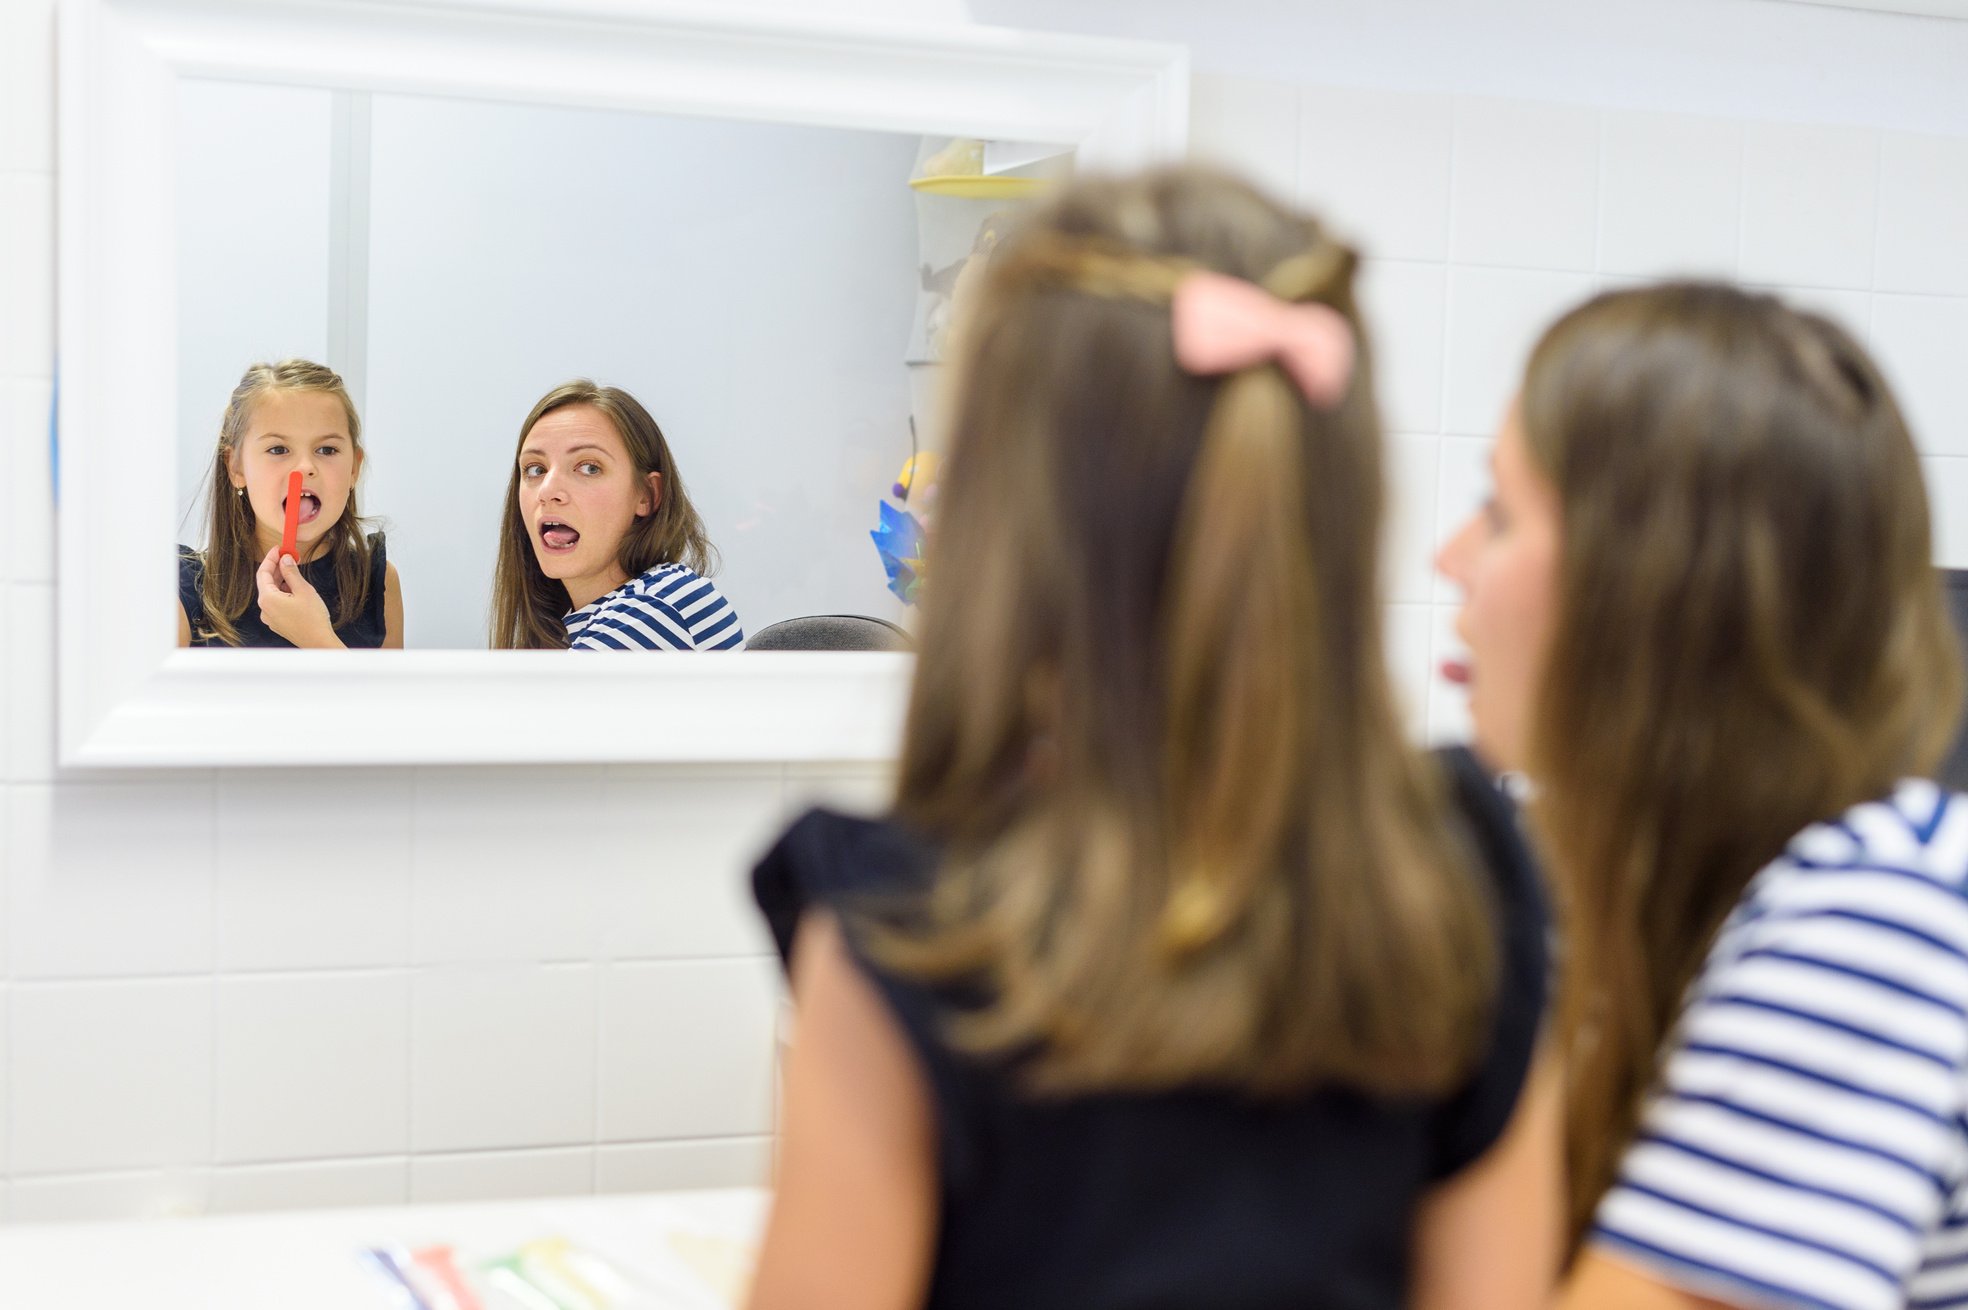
[[56, 0, 1187, 767]]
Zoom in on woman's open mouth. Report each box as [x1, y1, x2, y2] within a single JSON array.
[[539, 518, 581, 554], [282, 490, 323, 525]]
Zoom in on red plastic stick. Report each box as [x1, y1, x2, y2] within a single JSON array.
[[280, 470, 303, 562]]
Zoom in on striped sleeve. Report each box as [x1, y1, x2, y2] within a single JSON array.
[[1591, 810, 1968, 1310], [566, 570, 746, 651]]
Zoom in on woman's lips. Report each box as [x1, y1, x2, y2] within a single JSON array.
[[538, 521, 580, 553], [1440, 656, 1472, 686]]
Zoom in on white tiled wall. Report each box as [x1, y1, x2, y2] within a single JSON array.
[[1192, 74, 1968, 740], [5, 0, 1968, 1225]]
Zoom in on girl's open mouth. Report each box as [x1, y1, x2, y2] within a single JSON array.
[[539, 519, 580, 553], [282, 491, 323, 525]]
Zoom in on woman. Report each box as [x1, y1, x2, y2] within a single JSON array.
[[1437, 281, 1967, 1310]]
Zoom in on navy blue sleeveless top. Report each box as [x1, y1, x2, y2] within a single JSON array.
[[753, 746, 1550, 1310], [178, 532, 389, 648]]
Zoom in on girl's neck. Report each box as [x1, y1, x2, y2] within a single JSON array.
[[254, 523, 332, 566]]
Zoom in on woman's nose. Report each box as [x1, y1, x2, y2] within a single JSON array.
[[1434, 515, 1476, 590]]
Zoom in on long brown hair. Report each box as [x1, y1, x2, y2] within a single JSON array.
[[489, 381, 718, 649], [882, 167, 1499, 1097], [196, 359, 373, 646], [1521, 283, 1965, 1249]]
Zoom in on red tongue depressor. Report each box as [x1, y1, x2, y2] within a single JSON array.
[[280, 470, 303, 562]]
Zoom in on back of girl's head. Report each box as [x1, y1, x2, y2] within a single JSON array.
[[490, 380, 715, 649], [197, 359, 371, 645], [890, 166, 1497, 1097], [1521, 282, 1964, 1246]]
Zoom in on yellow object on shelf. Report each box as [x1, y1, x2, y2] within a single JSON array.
[[908, 173, 1046, 198]]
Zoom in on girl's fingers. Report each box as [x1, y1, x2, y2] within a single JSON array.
[[279, 556, 315, 596]]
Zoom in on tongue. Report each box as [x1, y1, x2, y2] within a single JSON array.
[[544, 526, 578, 548], [297, 494, 321, 525]]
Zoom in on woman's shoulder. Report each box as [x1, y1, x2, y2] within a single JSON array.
[[1736, 779, 1968, 945]]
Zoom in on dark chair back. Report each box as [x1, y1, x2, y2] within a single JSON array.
[[747, 614, 913, 652]]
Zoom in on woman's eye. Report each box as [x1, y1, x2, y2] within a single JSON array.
[[1482, 497, 1508, 533], [522, 463, 545, 479], [578, 461, 602, 476]]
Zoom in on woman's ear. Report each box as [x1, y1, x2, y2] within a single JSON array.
[[637, 471, 663, 519]]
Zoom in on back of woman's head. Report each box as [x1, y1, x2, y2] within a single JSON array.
[[890, 166, 1498, 1097], [1521, 282, 1964, 1246]]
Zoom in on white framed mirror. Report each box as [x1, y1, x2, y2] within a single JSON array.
[[57, 0, 1187, 766]]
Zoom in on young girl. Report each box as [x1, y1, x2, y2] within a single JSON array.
[[179, 359, 402, 648], [1435, 283, 1967, 1310], [489, 381, 742, 650], [747, 168, 1562, 1310]]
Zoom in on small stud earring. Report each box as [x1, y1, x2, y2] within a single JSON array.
[[235, 487, 245, 497]]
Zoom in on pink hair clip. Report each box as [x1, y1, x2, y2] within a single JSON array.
[[1171, 270, 1356, 409]]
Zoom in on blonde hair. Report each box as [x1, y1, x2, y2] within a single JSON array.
[[490, 381, 718, 649], [882, 168, 1500, 1097], [1519, 283, 1965, 1250], [195, 359, 373, 646]]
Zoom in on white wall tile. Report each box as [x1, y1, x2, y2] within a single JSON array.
[[411, 769, 610, 963], [10, 980, 212, 1175], [6, 583, 52, 781], [215, 770, 413, 971], [1385, 602, 1434, 740], [1450, 98, 1599, 272], [411, 1147, 594, 1203], [4, 379, 53, 583], [1442, 267, 1595, 436], [0, 0, 55, 173], [9, 1170, 213, 1223], [1598, 110, 1741, 279], [8, 781, 216, 978], [215, 973, 411, 1163], [599, 959, 780, 1142], [596, 1138, 773, 1194], [412, 965, 597, 1153], [0, 986, 9, 1176], [1189, 74, 1299, 204], [1924, 457, 1968, 568], [600, 769, 782, 960], [1872, 295, 1968, 457], [209, 1158, 408, 1213], [1357, 260, 1446, 435], [1385, 434, 1440, 606], [1426, 604, 1474, 746], [1875, 133, 1968, 296], [1299, 86, 1454, 262], [1739, 122, 1878, 290], [0, 173, 54, 376]]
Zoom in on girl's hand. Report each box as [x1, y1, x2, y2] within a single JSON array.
[[255, 546, 345, 649]]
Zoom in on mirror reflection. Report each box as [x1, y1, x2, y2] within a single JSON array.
[[174, 79, 1062, 649]]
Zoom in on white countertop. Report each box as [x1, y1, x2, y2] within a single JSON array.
[[0, 1187, 769, 1309]]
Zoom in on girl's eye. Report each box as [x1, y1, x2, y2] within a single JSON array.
[[1482, 496, 1508, 533], [266, 444, 289, 457], [316, 444, 340, 458]]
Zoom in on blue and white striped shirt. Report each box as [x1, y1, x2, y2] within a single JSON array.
[[1593, 779, 1968, 1310], [563, 562, 745, 651]]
